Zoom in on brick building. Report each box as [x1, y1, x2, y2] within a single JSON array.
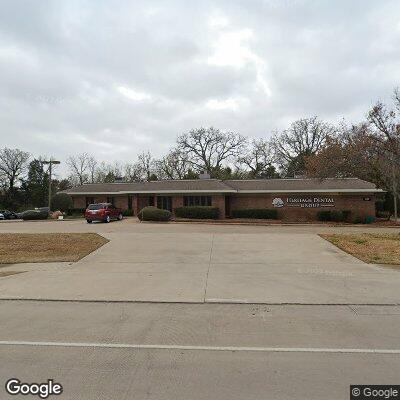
[[62, 178, 382, 221]]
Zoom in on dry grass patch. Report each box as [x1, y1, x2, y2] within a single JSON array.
[[320, 233, 400, 265], [0, 233, 108, 264]]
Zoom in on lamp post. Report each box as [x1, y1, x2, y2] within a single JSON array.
[[42, 159, 60, 210]]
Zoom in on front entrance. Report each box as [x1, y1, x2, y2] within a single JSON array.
[[157, 196, 172, 211], [225, 195, 231, 217]]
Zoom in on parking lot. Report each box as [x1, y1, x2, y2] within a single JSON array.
[[0, 219, 400, 399], [0, 219, 399, 304]]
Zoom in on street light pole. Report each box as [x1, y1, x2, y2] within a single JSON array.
[[393, 163, 398, 222], [42, 159, 60, 210]]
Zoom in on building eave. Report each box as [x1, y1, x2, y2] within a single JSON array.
[[235, 189, 384, 194], [65, 190, 236, 195]]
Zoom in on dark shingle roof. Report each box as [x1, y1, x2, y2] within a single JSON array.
[[63, 179, 235, 194], [63, 178, 381, 195], [225, 178, 379, 192]]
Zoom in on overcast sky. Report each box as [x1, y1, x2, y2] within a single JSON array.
[[1, 0, 399, 176]]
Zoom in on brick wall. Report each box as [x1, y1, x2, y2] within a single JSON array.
[[229, 194, 376, 221], [72, 196, 86, 209], [71, 192, 375, 221], [72, 195, 129, 210], [212, 195, 226, 219], [172, 195, 184, 210]]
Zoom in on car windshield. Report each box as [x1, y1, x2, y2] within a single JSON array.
[[87, 204, 104, 210]]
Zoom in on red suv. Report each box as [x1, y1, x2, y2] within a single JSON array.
[[85, 203, 123, 223]]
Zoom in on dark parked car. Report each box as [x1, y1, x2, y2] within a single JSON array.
[[85, 203, 123, 223], [0, 210, 18, 220]]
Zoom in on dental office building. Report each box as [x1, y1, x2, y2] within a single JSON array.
[[62, 177, 381, 221]]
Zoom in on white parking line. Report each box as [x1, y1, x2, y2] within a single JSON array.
[[0, 341, 399, 354]]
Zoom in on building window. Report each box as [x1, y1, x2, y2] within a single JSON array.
[[183, 196, 212, 207], [149, 196, 155, 206], [107, 197, 115, 206], [85, 197, 95, 207], [157, 196, 172, 211]]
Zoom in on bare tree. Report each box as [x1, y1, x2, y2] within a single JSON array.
[[367, 92, 400, 220], [87, 156, 98, 183], [238, 139, 277, 178], [368, 100, 400, 158], [66, 153, 92, 185], [177, 127, 247, 175], [0, 148, 30, 190], [305, 123, 381, 180], [137, 151, 155, 181], [93, 161, 123, 183], [124, 162, 143, 182], [271, 117, 336, 176], [156, 148, 191, 179]]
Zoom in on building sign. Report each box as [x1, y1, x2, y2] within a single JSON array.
[[272, 198, 284, 208], [272, 197, 335, 208]]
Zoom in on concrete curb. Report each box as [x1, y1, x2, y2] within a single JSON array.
[[0, 298, 399, 306]]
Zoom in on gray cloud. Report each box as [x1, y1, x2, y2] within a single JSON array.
[[0, 0, 399, 176]]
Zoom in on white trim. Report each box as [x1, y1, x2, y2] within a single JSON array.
[[236, 189, 383, 194], [66, 190, 235, 195], [0, 340, 398, 354]]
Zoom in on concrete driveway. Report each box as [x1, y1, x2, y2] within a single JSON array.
[[0, 220, 399, 304]]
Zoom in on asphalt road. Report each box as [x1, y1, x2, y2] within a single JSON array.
[[1, 301, 400, 399]]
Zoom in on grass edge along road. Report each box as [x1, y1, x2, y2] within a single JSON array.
[[0, 233, 108, 264], [320, 233, 400, 265]]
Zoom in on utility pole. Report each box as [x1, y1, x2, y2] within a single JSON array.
[[393, 163, 398, 222], [42, 159, 60, 210]]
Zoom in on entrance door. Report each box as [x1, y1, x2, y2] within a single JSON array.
[[225, 195, 231, 217], [157, 196, 172, 211]]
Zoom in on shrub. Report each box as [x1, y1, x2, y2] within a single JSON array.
[[175, 206, 219, 219], [51, 193, 73, 212], [22, 209, 49, 220], [138, 206, 171, 222], [364, 215, 376, 224], [318, 210, 351, 222], [317, 210, 332, 221], [375, 200, 386, 212], [342, 210, 352, 222], [231, 208, 278, 219], [330, 210, 344, 222], [122, 209, 134, 217], [376, 210, 391, 220]]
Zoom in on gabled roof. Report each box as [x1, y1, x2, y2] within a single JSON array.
[[62, 177, 383, 195], [225, 178, 381, 193], [62, 179, 235, 194]]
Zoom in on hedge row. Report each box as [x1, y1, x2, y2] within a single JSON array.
[[138, 206, 171, 221], [317, 210, 351, 222], [22, 210, 49, 220], [175, 206, 219, 219], [231, 208, 278, 219], [317, 210, 376, 224]]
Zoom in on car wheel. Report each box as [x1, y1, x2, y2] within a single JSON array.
[[104, 215, 110, 223], [86, 219, 92, 223], [118, 213, 123, 221]]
